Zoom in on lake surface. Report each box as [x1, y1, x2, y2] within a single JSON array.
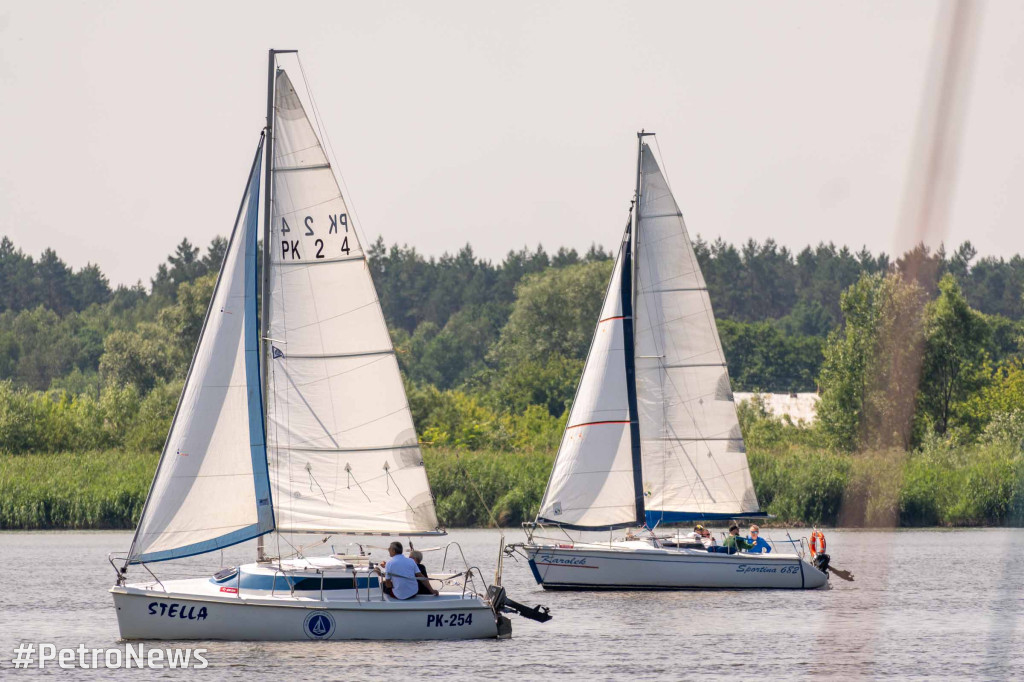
[[1, 529, 1021, 679]]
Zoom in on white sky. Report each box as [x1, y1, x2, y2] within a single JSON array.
[[1, 1, 1022, 286]]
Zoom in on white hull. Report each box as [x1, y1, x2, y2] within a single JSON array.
[[111, 560, 504, 641], [524, 542, 828, 590], [111, 588, 501, 641]]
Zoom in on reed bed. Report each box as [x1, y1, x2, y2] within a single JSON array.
[[1, 445, 1020, 529]]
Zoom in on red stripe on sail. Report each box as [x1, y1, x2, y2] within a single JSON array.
[[566, 420, 630, 429]]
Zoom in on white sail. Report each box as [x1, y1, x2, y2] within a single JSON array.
[[129, 141, 272, 563], [633, 144, 760, 524], [265, 70, 440, 535], [537, 243, 641, 529]]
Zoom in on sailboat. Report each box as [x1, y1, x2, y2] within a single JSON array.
[[109, 50, 544, 640], [507, 133, 828, 590]]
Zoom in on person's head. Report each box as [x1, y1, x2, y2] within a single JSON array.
[[409, 550, 423, 563], [749, 524, 760, 537], [695, 524, 709, 537], [388, 541, 403, 557], [729, 524, 739, 535]]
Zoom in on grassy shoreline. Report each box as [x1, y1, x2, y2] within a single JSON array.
[[2, 446, 1022, 530]]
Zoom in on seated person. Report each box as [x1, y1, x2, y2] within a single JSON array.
[[409, 550, 439, 596], [694, 524, 716, 549], [721, 524, 755, 554], [745, 524, 772, 554], [379, 541, 420, 600]]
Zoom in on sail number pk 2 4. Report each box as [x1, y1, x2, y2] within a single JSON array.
[[280, 213, 350, 260]]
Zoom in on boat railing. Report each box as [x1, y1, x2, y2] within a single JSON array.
[[139, 561, 166, 593], [463, 565, 488, 600], [107, 552, 128, 585], [269, 566, 285, 599], [771, 535, 803, 555], [108, 551, 168, 592], [439, 541, 470, 573]]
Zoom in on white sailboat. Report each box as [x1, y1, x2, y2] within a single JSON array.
[[507, 133, 829, 590], [109, 51, 543, 640]]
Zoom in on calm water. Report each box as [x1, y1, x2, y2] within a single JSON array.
[[0, 529, 1021, 680]]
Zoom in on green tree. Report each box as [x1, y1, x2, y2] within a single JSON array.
[[490, 260, 613, 368], [817, 273, 928, 450], [917, 274, 991, 436], [98, 323, 181, 392]]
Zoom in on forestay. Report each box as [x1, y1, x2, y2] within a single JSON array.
[[128, 140, 273, 563], [537, 243, 640, 529], [633, 144, 760, 525], [265, 69, 440, 535]]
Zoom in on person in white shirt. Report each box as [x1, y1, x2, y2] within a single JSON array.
[[379, 541, 421, 600]]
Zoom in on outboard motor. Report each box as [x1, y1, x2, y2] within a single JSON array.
[[487, 585, 552, 623], [812, 552, 831, 574]]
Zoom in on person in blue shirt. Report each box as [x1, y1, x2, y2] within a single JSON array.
[[745, 524, 772, 554]]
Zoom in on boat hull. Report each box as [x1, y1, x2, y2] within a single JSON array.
[[111, 587, 502, 641], [524, 545, 828, 590]]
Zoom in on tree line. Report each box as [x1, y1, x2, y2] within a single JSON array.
[[3, 233, 1024, 453], [2, 232, 1023, 527]]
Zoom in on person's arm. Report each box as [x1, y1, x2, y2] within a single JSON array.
[[416, 571, 439, 596]]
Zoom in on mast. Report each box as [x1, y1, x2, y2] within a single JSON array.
[[259, 48, 296, 562], [624, 131, 654, 528]]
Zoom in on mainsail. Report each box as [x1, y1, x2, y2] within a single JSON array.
[[537, 139, 761, 531], [128, 139, 272, 563], [633, 144, 759, 525], [264, 69, 440, 535]]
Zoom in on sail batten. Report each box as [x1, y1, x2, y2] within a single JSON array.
[[536, 138, 760, 531], [265, 69, 439, 535], [633, 143, 760, 521]]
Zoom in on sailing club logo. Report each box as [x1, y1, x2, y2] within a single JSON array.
[[303, 611, 335, 640]]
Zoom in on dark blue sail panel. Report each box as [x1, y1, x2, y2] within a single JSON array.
[[620, 222, 646, 527], [645, 510, 770, 527], [243, 143, 274, 536], [128, 137, 273, 564]]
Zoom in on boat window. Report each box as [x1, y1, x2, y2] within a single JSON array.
[[212, 568, 239, 583]]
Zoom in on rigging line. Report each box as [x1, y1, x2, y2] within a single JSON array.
[[276, 404, 408, 452], [655, 354, 746, 506], [270, 216, 298, 546], [274, 193, 345, 218], [301, 263, 344, 505], [296, 54, 373, 264], [634, 199, 673, 502], [635, 200, 740, 512], [650, 227, 749, 510], [277, 298, 379, 334], [306, 462, 330, 504], [383, 464, 415, 512], [652, 136, 679, 202], [345, 465, 373, 503], [271, 357, 283, 563], [281, 352, 389, 389]]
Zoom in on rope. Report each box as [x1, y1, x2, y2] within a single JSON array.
[[295, 54, 374, 260]]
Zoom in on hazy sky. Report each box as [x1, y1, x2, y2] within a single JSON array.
[[1, 1, 1022, 286]]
